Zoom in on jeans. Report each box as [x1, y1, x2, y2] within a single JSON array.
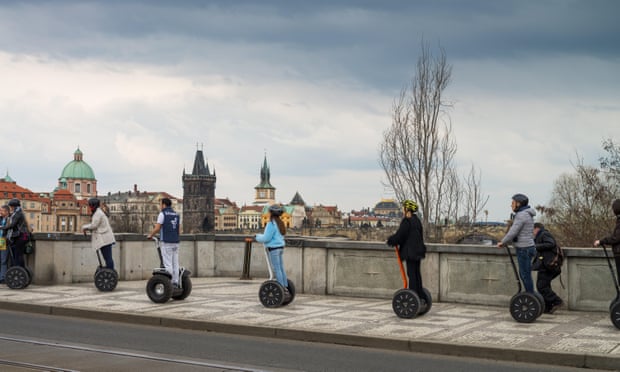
[[516, 246, 536, 293], [268, 248, 288, 288], [99, 244, 115, 270], [161, 242, 179, 285]]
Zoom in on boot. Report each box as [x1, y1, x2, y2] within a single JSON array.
[[283, 288, 292, 302]]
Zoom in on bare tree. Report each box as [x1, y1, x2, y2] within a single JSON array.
[[546, 154, 617, 246], [379, 40, 454, 234], [600, 137, 620, 183], [463, 163, 489, 225], [442, 166, 462, 225]]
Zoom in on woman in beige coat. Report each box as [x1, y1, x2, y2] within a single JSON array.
[[82, 198, 116, 269]]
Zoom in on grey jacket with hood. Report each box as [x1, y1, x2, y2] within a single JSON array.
[[501, 206, 536, 248]]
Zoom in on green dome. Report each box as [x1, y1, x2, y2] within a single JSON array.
[[59, 148, 96, 180]]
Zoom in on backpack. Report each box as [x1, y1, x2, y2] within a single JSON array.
[[546, 245, 564, 271]]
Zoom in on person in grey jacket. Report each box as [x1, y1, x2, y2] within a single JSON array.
[[497, 193, 537, 293]]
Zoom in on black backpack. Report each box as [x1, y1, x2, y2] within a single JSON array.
[[546, 245, 564, 271]]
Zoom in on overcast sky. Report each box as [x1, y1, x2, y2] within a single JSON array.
[[0, 0, 618, 221]]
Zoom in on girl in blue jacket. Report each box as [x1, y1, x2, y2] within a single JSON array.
[[255, 205, 289, 292]]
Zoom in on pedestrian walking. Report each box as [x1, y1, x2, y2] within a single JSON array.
[[533, 222, 563, 313]]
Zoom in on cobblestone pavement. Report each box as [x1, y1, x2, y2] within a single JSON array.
[[1, 277, 619, 370]]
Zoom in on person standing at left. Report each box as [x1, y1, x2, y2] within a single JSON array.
[[0, 199, 29, 268], [147, 198, 181, 287], [0, 205, 10, 283], [497, 194, 537, 293]]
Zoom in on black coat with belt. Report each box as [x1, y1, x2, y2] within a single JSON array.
[[387, 214, 426, 260]]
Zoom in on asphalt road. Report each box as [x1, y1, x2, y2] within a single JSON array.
[[0, 309, 605, 372]]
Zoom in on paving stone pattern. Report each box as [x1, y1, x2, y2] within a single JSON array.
[[1, 277, 619, 361]]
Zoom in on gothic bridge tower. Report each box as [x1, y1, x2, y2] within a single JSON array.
[[182, 148, 216, 233]]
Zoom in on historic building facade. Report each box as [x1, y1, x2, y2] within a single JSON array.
[[102, 184, 182, 234], [182, 149, 216, 233], [0, 148, 96, 233], [57, 147, 98, 200]]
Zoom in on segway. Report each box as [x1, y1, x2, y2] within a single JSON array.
[[256, 238, 296, 308], [601, 244, 620, 329], [391, 245, 432, 319], [146, 237, 192, 303], [93, 249, 118, 292], [5, 240, 33, 289], [504, 244, 544, 323]]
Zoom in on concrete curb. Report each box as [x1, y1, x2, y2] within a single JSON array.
[[1, 300, 618, 370]]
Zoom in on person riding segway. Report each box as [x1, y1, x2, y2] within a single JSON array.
[[256, 204, 295, 308], [82, 198, 118, 292], [594, 198, 620, 329], [387, 199, 432, 318], [146, 198, 192, 303]]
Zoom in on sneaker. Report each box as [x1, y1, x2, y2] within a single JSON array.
[[548, 301, 563, 314]]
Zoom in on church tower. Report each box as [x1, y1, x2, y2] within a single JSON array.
[[182, 148, 216, 233], [254, 154, 276, 206]]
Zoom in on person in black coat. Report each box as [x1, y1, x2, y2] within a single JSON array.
[[533, 222, 563, 313], [0, 199, 29, 268], [387, 199, 427, 301], [594, 198, 620, 282]]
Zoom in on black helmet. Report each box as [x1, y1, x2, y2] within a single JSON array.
[[512, 193, 529, 206], [8, 198, 20, 207], [268, 204, 284, 217], [87, 198, 101, 209]]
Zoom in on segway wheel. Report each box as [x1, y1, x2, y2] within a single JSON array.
[[6, 267, 29, 290], [610, 300, 620, 330], [417, 287, 433, 316], [282, 279, 296, 306], [532, 292, 545, 317], [392, 288, 421, 319], [94, 268, 118, 292], [146, 274, 173, 303], [510, 293, 542, 323], [172, 272, 192, 300], [24, 266, 33, 287], [259, 280, 285, 308], [610, 293, 620, 312]]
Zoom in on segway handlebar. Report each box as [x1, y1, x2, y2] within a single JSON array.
[[393, 245, 408, 288]]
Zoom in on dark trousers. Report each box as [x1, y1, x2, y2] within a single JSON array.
[[9, 238, 26, 267], [405, 259, 425, 300], [99, 244, 114, 270], [536, 269, 562, 310]]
